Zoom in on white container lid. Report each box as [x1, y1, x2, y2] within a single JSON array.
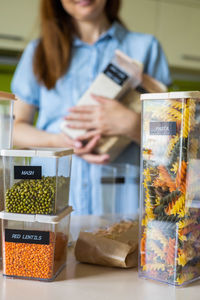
[[0, 206, 73, 224], [0, 91, 17, 101], [140, 91, 200, 101], [0, 147, 74, 157]]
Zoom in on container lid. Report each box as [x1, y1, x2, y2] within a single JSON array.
[[0, 91, 17, 101], [0, 147, 74, 157], [140, 91, 200, 101], [0, 206, 73, 224]]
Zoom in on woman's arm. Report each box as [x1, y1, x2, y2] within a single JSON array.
[[65, 95, 141, 144], [13, 100, 58, 148], [13, 100, 109, 164]]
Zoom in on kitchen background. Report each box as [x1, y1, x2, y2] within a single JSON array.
[[0, 0, 200, 92]]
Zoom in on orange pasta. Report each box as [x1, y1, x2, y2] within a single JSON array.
[[158, 166, 176, 192], [165, 238, 176, 265], [175, 161, 187, 191]]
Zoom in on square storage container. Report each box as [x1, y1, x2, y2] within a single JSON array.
[[0, 91, 17, 149], [139, 91, 200, 286], [1, 148, 73, 215], [70, 164, 139, 242], [91, 163, 139, 217], [1, 206, 72, 281], [110, 163, 139, 217]]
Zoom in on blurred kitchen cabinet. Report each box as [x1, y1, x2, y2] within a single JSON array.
[[161, 0, 200, 5], [120, 0, 159, 35], [156, 1, 200, 70], [0, 0, 40, 50]]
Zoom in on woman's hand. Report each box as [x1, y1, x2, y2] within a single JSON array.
[[65, 94, 141, 143], [13, 99, 110, 164], [53, 132, 98, 155], [78, 153, 110, 164], [54, 132, 110, 164]]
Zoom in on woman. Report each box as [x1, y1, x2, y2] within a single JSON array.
[[12, 0, 171, 214]]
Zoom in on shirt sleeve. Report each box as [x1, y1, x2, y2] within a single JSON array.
[[11, 40, 40, 107], [144, 36, 172, 86]]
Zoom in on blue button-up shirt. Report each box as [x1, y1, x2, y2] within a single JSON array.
[[11, 22, 171, 215]]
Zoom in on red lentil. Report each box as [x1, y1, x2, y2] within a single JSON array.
[[4, 232, 55, 280]]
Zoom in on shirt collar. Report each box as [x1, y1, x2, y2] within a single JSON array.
[[72, 21, 127, 47]]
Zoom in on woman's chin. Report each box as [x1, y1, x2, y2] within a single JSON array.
[[71, 0, 106, 21], [73, 9, 100, 22]]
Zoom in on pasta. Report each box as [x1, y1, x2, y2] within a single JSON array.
[[157, 166, 176, 192], [148, 228, 168, 247], [170, 162, 179, 175], [167, 135, 179, 157], [169, 194, 185, 216], [143, 263, 165, 272], [176, 273, 194, 285], [182, 105, 190, 138], [170, 100, 184, 110], [140, 94, 200, 286], [149, 240, 165, 259], [165, 238, 176, 265], [175, 161, 187, 190], [177, 253, 187, 267]]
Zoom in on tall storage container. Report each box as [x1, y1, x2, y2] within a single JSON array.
[[1, 206, 72, 281], [139, 91, 200, 286], [1, 148, 73, 215]]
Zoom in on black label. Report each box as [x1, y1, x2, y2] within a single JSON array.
[[104, 63, 128, 86], [5, 229, 50, 245], [150, 122, 176, 135], [14, 166, 42, 180], [101, 177, 125, 184]]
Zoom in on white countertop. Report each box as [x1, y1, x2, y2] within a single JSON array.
[[1, 215, 200, 300], [0, 248, 200, 300]]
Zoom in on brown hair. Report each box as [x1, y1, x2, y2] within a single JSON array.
[[33, 0, 122, 90]]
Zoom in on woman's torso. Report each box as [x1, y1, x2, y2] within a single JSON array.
[[11, 22, 171, 214]]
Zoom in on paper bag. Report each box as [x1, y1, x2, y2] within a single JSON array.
[[75, 220, 138, 268], [94, 74, 167, 161]]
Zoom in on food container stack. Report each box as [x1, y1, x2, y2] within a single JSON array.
[[0, 148, 73, 280], [139, 91, 200, 286], [0, 91, 17, 259], [1, 206, 72, 281]]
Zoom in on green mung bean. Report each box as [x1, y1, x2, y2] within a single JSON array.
[[5, 176, 68, 215]]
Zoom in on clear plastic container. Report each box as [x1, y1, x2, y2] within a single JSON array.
[[1, 148, 73, 215], [92, 165, 117, 216], [96, 163, 139, 217], [70, 164, 139, 241], [70, 165, 117, 241], [139, 91, 200, 286], [0, 91, 17, 260], [111, 163, 139, 217], [0, 91, 17, 149], [1, 206, 72, 281]]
